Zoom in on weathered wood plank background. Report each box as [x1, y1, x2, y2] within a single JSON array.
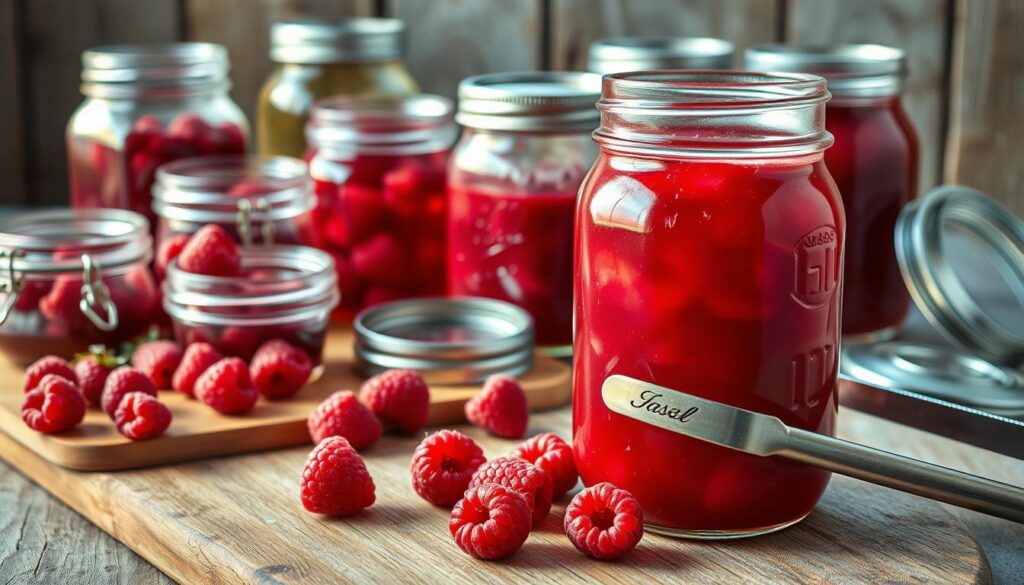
[[1, 0, 1021, 212]]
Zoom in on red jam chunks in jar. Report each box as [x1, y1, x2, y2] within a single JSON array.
[[305, 95, 456, 320], [448, 72, 602, 357], [574, 72, 843, 538], [0, 210, 158, 365], [67, 43, 249, 224], [747, 45, 919, 341]]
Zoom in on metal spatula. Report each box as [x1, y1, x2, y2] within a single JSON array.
[[601, 374, 1024, 523]]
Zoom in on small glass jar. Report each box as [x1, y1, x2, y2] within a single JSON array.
[[448, 72, 602, 356], [67, 43, 250, 225], [575, 72, 843, 538], [152, 155, 316, 255], [746, 44, 919, 342], [258, 19, 420, 159], [0, 209, 158, 365], [163, 245, 338, 367], [588, 36, 735, 73], [306, 94, 456, 321]]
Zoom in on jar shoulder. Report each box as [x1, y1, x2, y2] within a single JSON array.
[[450, 131, 598, 193]]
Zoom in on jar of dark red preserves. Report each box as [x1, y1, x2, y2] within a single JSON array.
[[746, 44, 918, 341], [448, 72, 602, 357], [305, 95, 456, 320], [574, 72, 843, 538], [67, 44, 249, 226]]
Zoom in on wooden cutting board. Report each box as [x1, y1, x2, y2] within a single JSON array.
[[0, 326, 571, 471], [0, 407, 989, 584]]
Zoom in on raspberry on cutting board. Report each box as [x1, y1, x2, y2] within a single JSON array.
[[468, 456, 553, 527], [464, 375, 529, 439], [250, 339, 313, 400], [132, 340, 183, 389], [359, 369, 430, 434], [564, 482, 644, 559], [194, 357, 259, 415], [307, 390, 382, 449], [510, 433, 578, 499], [410, 430, 486, 507], [176, 224, 242, 276], [74, 352, 119, 407], [300, 436, 376, 516], [22, 374, 87, 434], [101, 367, 158, 418], [24, 355, 76, 393], [115, 392, 172, 440], [172, 342, 223, 397], [449, 483, 532, 560]]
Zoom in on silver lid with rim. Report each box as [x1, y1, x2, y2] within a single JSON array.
[[895, 185, 1024, 364], [841, 342, 1024, 417], [306, 94, 456, 156], [744, 44, 907, 97], [456, 71, 602, 133], [354, 297, 534, 384], [270, 19, 405, 64], [588, 36, 734, 74], [81, 43, 229, 99]]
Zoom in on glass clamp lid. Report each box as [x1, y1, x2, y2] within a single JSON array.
[[354, 297, 534, 385]]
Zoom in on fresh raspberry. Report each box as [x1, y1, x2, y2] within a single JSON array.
[[101, 367, 158, 418], [510, 433, 578, 498], [300, 436, 376, 516], [24, 355, 76, 393], [155, 233, 191, 280], [74, 355, 113, 407], [194, 357, 258, 415], [464, 375, 528, 439], [469, 456, 553, 527], [249, 339, 312, 400], [131, 340, 183, 389], [307, 390, 382, 449], [114, 392, 172, 440], [449, 483, 531, 560], [171, 342, 223, 397], [564, 482, 644, 559], [176, 224, 241, 276], [359, 369, 430, 433], [410, 430, 486, 507], [21, 374, 87, 434]]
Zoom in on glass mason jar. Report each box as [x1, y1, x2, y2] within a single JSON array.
[[306, 94, 456, 320], [448, 72, 602, 356], [67, 43, 250, 225], [588, 36, 735, 74], [152, 155, 316, 276], [747, 44, 919, 342], [574, 72, 844, 538], [258, 19, 420, 159], [0, 209, 158, 365], [163, 245, 338, 367]]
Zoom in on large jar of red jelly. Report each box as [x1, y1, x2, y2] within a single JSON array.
[[574, 71, 844, 538], [67, 43, 249, 225], [449, 72, 602, 357], [305, 95, 456, 320], [746, 45, 918, 341]]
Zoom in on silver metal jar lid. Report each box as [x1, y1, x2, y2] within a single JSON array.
[[895, 185, 1024, 364], [841, 342, 1024, 417], [270, 18, 405, 64], [588, 36, 734, 74], [456, 72, 602, 133], [306, 94, 457, 156], [81, 43, 229, 98], [744, 44, 906, 97], [354, 297, 534, 385]]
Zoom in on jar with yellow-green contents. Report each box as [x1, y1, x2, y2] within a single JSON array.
[[257, 18, 419, 158]]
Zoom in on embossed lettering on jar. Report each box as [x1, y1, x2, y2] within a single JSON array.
[[573, 71, 845, 538]]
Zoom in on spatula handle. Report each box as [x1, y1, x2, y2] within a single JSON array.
[[782, 427, 1024, 523]]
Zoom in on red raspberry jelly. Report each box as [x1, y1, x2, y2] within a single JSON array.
[[67, 44, 249, 225], [746, 45, 918, 341], [305, 95, 456, 321], [574, 72, 843, 538], [448, 73, 601, 355]]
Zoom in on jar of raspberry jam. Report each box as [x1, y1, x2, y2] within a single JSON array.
[[574, 72, 843, 538], [305, 94, 456, 321], [163, 245, 338, 370], [588, 36, 734, 74], [0, 209, 158, 365], [67, 43, 249, 226], [258, 19, 419, 159], [449, 72, 602, 357], [746, 44, 918, 342], [152, 155, 315, 254]]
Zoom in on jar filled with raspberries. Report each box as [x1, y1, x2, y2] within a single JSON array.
[[0, 209, 158, 365], [67, 43, 249, 225], [305, 94, 457, 320], [152, 155, 316, 271]]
